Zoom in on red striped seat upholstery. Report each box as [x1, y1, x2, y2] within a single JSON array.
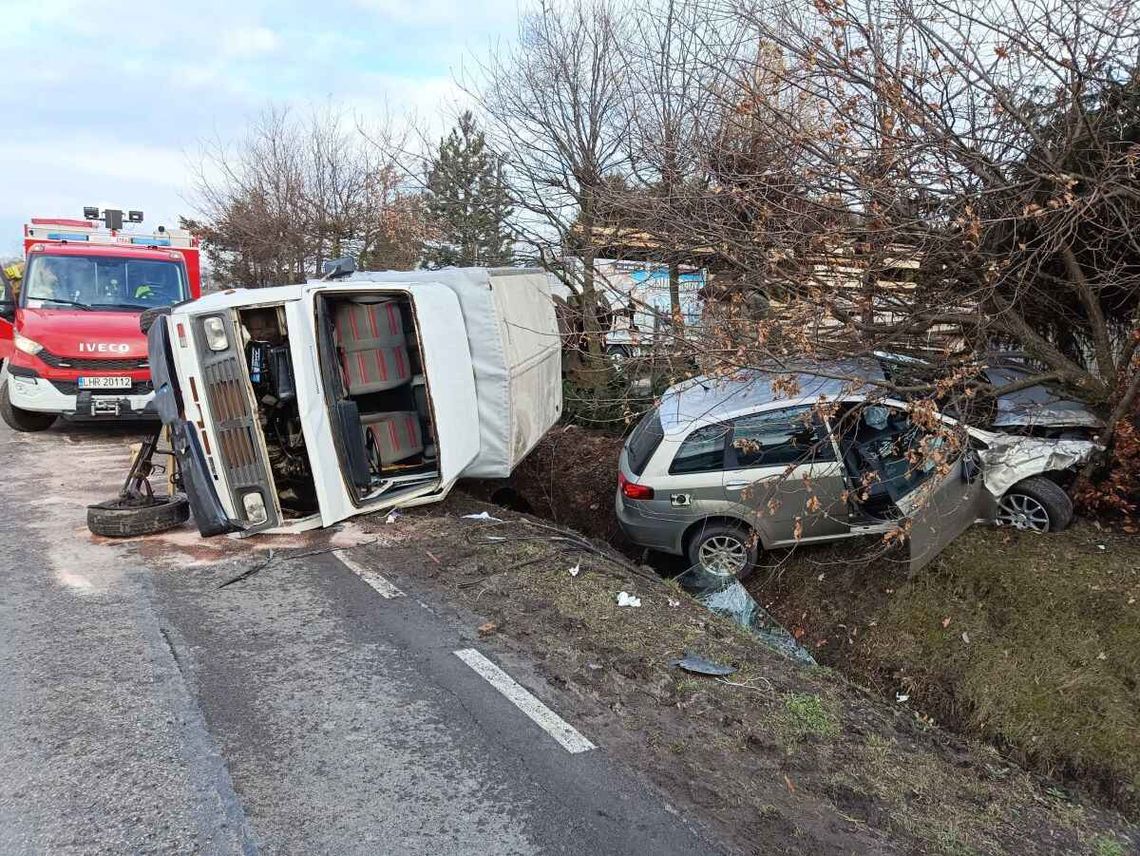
[[334, 300, 412, 394], [364, 411, 424, 466]]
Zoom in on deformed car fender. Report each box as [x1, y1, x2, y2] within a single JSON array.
[[975, 434, 1099, 496]]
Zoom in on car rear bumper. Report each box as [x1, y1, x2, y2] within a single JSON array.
[[6, 365, 156, 419], [614, 488, 685, 555]]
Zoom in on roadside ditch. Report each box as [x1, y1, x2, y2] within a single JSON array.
[[466, 423, 1140, 827]]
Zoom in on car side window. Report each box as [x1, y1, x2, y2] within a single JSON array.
[[728, 406, 834, 469], [669, 423, 730, 474]]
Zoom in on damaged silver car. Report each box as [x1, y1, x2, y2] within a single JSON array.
[[615, 370, 1098, 579]]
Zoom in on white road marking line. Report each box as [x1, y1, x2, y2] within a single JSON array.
[[454, 648, 595, 754], [334, 550, 404, 598]]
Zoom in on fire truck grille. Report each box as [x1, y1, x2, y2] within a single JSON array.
[[37, 349, 149, 371], [201, 356, 272, 493]]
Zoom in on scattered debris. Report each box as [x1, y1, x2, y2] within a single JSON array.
[[676, 565, 816, 666], [568, 561, 581, 577], [671, 652, 737, 677], [942, 616, 953, 628], [425, 550, 441, 565], [616, 591, 642, 608], [463, 511, 503, 522], [896, 692, 911, 703], [667, 598, 681, 608], [962, 631, 971, 644], [386, 511, 400, 524], [478, 621, 498, 637]]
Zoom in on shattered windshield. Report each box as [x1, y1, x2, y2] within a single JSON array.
[[23, 254, 188, 311]]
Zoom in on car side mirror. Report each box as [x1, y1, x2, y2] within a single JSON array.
[[0, 299, 14, 321]]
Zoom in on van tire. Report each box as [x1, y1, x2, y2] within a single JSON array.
[[686, 521, 759, 581], [87, 495, 190, 538], [997, 477, 1073, 533], [0, 382, 57, 432]]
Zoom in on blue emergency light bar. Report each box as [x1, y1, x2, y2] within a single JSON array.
[[130, 237, 171, 246], [46, 232, 90, 242]]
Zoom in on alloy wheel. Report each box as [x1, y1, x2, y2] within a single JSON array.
[[698, 534, 748, 577], [996, 492, 1051, 532]]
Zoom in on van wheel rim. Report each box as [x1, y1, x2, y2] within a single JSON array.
[[699, 535, 747, 576], [996, 493, 1050, 532]]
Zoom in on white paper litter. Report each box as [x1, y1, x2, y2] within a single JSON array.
[[568, 562, 581, 577], [896, 692, 910, 703], [462, 511, 503, 522], [667, 598, 681, 608], [961, 631, 971, 644], [385, 511, 399, 524], [616, 591, 642, 608]]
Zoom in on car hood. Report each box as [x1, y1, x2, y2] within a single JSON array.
[[977, 434, 1098, 496], [17, 309, 147, 359]]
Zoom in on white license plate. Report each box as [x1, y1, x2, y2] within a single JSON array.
[[77, 376, 132, 390]]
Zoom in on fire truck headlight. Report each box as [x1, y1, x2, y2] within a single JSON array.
[[202, 316, 228, 351], [14, 332, 43, 356], [242, 491, 268, 524]]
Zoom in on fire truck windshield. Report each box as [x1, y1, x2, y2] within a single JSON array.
[[23, 253, 188, 312]]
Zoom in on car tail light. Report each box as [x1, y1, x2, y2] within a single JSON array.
[[619, 471, 654, 500]]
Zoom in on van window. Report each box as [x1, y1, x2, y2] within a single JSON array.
[[728, 406, 832, 469], [626, 407, 665, 476], [670, 423, 729, 474]]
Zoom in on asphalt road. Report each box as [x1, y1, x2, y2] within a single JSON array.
[[0, 419, 725, 856]]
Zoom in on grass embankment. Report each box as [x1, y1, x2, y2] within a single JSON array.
[[760, 525, 1140, 816]]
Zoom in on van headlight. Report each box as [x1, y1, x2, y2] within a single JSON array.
[[242, 491, 268, 524], [14, 332, 43, 355], [202, 316, 228, 351]]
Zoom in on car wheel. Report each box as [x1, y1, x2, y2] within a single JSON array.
[[87, 495, 190, 538], [687, 522, 758, 581], [0, 381, 57, 432], [996, 476, 1073, 533]]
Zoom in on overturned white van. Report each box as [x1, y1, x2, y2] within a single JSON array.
[[95, 268, 562, 538]]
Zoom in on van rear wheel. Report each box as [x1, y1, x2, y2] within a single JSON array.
[[0, 381, 57, 432], [87, 495, 190, 538], [687, 522, 758, 581]]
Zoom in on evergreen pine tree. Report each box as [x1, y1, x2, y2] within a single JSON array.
[[424, 112, 514, 268]]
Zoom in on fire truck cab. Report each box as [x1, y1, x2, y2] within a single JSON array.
[[0, 209, 201, 431]]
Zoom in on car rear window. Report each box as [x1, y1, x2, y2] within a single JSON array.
[[670, 423, 730, 474], [626, 407, 665, 476]]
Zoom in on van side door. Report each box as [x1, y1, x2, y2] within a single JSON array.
[[722, 405, 852, 546]]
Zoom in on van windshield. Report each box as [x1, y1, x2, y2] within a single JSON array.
[[23, 254, 188, 311]]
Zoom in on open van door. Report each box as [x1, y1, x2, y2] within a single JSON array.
[[901, 449, 989, 572]]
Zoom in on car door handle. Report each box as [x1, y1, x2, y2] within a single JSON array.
[[725, 480, 751, 491]]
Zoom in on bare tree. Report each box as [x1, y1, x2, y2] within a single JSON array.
[[188, 105, 429, 286], [472, 0, 631, 367]]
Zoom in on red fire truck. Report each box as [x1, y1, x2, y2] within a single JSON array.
[[0, 208, 201, 431]]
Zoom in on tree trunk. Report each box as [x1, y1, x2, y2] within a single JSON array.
[[669, 262, 683, 341]]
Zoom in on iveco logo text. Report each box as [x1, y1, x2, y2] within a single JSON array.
[[78, 343, 130, 353]]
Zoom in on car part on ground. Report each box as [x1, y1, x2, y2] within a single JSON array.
[[87, 495, 190, 538], [671, 652, 737, 677], [85, 427, 189, 538], [675, 564, 816, 665]]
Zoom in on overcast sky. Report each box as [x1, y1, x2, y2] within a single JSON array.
[[1, 0, 520, 255]]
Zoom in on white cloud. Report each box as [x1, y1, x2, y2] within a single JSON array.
[[219, 26, 282, 59]]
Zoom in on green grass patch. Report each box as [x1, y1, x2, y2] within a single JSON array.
[[863, 524, 1140, 813], [779, 692, 838, 740]]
